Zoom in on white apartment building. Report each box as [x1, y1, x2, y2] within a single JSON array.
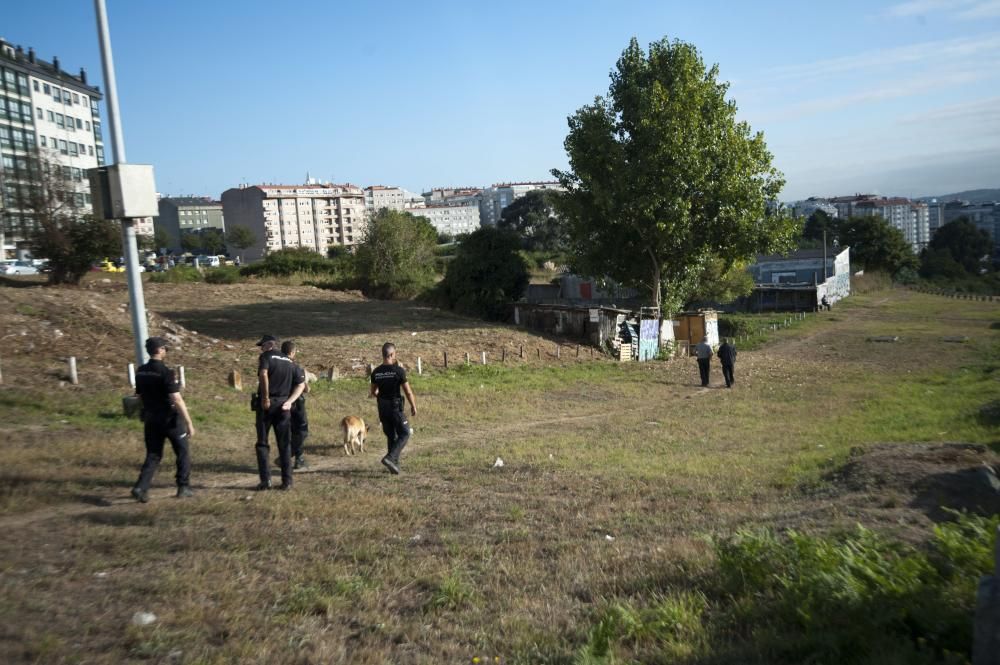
[[365, 185, 407, 212], [479, 181, 564, 226], [793, 198, 839, 219], [853, 197, 930, 252], [221, 183, 366, 261], [407, 203, 480, 236], [0, 40, 110, 256]]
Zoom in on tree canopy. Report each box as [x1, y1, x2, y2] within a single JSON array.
[[226, 225, 257, 257], [836, 215, 916, 275], [552, 36, 796, 313], [355, 209, 438, 299], [438, 226, 529, 320], [497, 189, 566, 252], [925, 217, 991, 274]]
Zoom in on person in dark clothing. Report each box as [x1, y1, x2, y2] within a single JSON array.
[[717, 339, 738, 388], [694, 336, 713, 387], [131, 337, 196, 503], [254, 334, 306, 490], [280, 340, 309, 470], [369, 342, 417, 475]]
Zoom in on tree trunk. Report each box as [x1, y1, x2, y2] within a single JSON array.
[[647, 248, 661, 311]]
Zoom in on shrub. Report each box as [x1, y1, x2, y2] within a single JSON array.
[[240, 247, 339, 278], [355, 209, 438, 299], [204, 266, 242, 284], [148, 265, 202, 283]]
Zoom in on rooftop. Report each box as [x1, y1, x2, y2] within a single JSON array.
[[0, 38, 101, 96]]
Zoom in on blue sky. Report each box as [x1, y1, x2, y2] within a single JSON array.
[[5, 0, 999, 200]]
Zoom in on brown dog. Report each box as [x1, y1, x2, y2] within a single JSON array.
[[340, 416, 369, 456]]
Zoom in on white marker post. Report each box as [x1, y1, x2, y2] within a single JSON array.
[[68, 357, 79, 385], [127, 362, 135, 388]]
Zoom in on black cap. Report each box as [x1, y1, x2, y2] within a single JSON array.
[[255, 334, 277, 347], [145, 337, 169, 354]]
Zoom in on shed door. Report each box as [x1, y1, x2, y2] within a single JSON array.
[[580, 282, 592, 299]]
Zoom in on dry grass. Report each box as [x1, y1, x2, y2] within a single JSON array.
[[0, 284, 997, 663]]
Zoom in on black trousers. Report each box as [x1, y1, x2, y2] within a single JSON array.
[[721, 362, 735, 388], [255, 399, 292, 487], [697, 358, 711, 386], [136, 414, 190, 491], [290, 397, 309, 459], [378, 398, 410, 464]]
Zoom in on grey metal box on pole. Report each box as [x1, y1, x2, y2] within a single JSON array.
[[87, 164, 158, 220]]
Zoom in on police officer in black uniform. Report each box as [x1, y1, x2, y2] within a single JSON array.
[[369, 342, 417, 475], [280, 340, 309, 470], [131, 337, 196, 503], [255, 334, 305, 490]]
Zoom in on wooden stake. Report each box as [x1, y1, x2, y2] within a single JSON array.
[[556, 345, 561, 359], [519, 344, 523, 359], [178, 365, 186, 389], [128, 363, 136, 388], [417, 357, 423, 375], [68, 356, 78, 385], [537, 348, 541, 359], [481, 351, 487, 365], [576, 345, 580, 357], [443, 351, 449, 369], [464, 352, 470, 365], [502, 348, 507, 363]]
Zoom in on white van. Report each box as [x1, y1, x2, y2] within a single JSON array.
[[195, 255, 221, 268]]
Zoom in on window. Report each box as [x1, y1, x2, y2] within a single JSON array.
[[52, 88, 61, 102], [87, 145, 93, 156], [33, 80, 39, 92], [76, 118, 82, 129], [56, 113, 64, 128], [47, 110, 54, 122], [58, 139, 68, 155], [81, 95, 87, 106], [40, 136, 47, 147], [72, 93, 79, 104], [2, 155, 12, 169], [36, 107, 42, 119], [78, 142, 85, 153], [85, 120, 90, 130], [43, 83, 50, 94], [11, 128, 25, 149], [69, 142, 78, 156]]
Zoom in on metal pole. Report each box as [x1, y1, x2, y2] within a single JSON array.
[[94, 0, 149, 366]]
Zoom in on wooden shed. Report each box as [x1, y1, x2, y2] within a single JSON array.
[[672, 310, 719, 352]]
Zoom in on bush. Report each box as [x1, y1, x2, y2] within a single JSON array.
[[148, 265, 203, 283], [355, 209, 438, 299], [240, 247, 340, 278], [204, 266, 242, 284]]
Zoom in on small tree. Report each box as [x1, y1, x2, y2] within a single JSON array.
[[180, 231, 200, 254], [11, 149, 121, 284], [355, 209, 438, 298], [152, 226, 172, 253], [200, 228, 226, 255], [226, 225, 257, 260], [439, 226, 529, 320]]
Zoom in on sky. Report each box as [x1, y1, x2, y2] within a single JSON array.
[[4, 0, 999, 201]]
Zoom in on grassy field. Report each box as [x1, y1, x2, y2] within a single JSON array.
[[0, 282, 998, 664]]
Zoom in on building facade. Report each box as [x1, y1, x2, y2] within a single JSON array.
[[155, 197, 225, 252], [221, 183, 366, 262], [0, 39, 106, 257], [364, 185, 407, 212], [746, 247, 852, 312], [941, 200, 1000, 258], [407, 203, 480, 236], [826, 194, 929, 252], [478, 181, 564, 226]]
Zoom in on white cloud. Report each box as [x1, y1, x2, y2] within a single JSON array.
[[760, 33, 1000, 84], [884, 0, 1000, 19]]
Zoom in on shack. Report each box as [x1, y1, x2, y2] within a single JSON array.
[[742, 247, 851, 312], [672, 310, 719, 355], [512, 303, 662, 362]]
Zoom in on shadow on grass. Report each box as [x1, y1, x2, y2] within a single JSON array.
[[84, 510, 156, 527], [157, 299, 492, 341]]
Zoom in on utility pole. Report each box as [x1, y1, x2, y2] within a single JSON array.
[[94, 0, 150, 366]]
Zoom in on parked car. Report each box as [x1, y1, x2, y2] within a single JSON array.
[[195, 255, 221, 268], [1, 260, 40, 276], [98, 259, 125, 273]]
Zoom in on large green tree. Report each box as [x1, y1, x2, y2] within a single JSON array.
[[552, 37, 796, 313], [439, 226, 529, 320], [837, 215, 916, 275], [355, 209, 438, 299], [497, 189, 566, 252], [925, 217, 991, 274]]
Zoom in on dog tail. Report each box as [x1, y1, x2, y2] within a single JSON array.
[[340, 417, 349, 432]]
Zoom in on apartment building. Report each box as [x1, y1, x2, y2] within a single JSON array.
[[0, 39, 107, 256], [221, 183, 366, 261], [364, 185, 407, 212], [478, 181, 564, 226], [407, 203, 481, 236], [155, 197, 225, 252], [827, 194, 929, 252]]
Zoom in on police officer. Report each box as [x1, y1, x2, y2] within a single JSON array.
[[131, 337, 196, 503], [280, 340, 309, 470], [369, 342, 417, 475], [254, 334, 305, 490], [717, 338, 737, 389]]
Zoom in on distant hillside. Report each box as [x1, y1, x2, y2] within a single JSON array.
[[919, 188, 1000, 203]]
